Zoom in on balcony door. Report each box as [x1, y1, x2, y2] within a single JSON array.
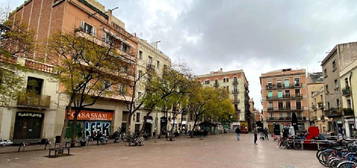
[[26, 77, 43, 95]]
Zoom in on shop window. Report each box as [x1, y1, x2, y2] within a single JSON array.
[[26, 77, 44, 95]]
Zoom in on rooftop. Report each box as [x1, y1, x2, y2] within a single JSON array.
[[260, 68, 306, 78]]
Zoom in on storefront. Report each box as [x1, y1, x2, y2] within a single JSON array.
[[143, 116, 153, 137], [66, 108, 114, 138], [13, 112, 44, 140]]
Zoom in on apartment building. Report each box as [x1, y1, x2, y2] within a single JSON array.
[[260, 69, 308, 133], [135, 38, 174, 137], [1, 0, 138, 141], [339, 59, 357, 137], [321, 42, 357, 135], [306, 72, 328, 133], [197, 69, 250, 129]]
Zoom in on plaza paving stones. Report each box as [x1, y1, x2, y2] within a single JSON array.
[[0, 134, 323, 168]]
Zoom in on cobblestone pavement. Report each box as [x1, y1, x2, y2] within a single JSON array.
[[0, 134, 323, 168]]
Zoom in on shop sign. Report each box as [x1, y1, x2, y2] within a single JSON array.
[[17, 112, 43, 118], [68, 110, 113, 121]]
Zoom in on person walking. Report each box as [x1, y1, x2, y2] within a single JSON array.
[[235, 127, 241, 141], [254, 129, 258, 144]]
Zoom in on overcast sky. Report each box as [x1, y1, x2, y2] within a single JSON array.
[[3, 0, 357, 110]]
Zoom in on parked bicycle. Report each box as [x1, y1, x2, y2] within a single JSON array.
[[316, 139, 357, 168]]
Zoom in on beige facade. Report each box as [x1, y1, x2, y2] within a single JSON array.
[[197, 69, 250, 124], [260, 69, 308, 133], [1, 0, 138, 141], [321, 42, 357, 136], [339, 59, 357, 137], [135, 38, 179, 136]]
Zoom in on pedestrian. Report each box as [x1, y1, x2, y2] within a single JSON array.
[[264, 128, 269, 140], [254, 129, 258, 144], [235, 127, 241, 141]]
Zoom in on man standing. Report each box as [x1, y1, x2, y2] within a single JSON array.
[[254, 129, 258, 144], [235, 127, 241, 141]]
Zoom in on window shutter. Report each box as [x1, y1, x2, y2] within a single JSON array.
[[92, 27, 96, 36], [80, 21, 85, 29]]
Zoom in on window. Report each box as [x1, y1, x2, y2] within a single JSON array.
[[324, 69, 328, 78], [136, 113, 140, 122], [327, 102, 330, 109], [148, 56, 153, 64], [295, 89, 300, 96], [277, 81, 282, 88], [347, 99, 352, 108], [156, 61, 160, 69], [278, 102, 283, 109], [284, 90, 290, 97], [268, 91, 273, 98], [267, 82, 273, 89], [223, 78, 229, 82], [336, 99, 340, 107], [332, 60, 336, 71], [139, 51, 143, 59], [334, 79, 339, 89], [26, 77, 44, 95], [296, 101, 301, 109], [284, 79, 290, 88], [268, 102, 273, 108], [204, 80, 210, 84], [118, 84, 126, 94], [138, 70, 143, 78], [345, 78, 349, 88], [294, 78, 300, 87], [80, 22, 96, 36], [163, 65, 168, 70], [277, 91, 283, 98], [325, 85, 329, 94], [121, 43, 130, 53], [285, 101, 291, 109], [226, 86, 229, 92]]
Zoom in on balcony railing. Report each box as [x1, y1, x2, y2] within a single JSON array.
[[266, 95, 303, 100], [266, 107, 303, 112], [343, 108, 354, 116], [267, 117, 304, 122], [265, 83, 302, 90], [342, 87, 351, 97], [324, 108, 343, 118], [17, 94, 51, 108]]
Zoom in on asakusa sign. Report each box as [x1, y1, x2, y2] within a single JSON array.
[[67, 110, 113, 121]]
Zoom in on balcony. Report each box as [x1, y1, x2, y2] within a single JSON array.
[[324, 108, 343, 118], [265, 83, 302, 90], [267, 117, 301, 122], [343, 108, 354, 116], [17, 94, 51, 108], [342, 87, 351, 97], [266, 95, 303, 101], [267, 107, 303, 112]]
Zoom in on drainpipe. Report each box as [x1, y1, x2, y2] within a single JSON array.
[[349, 71, 356, 137]]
